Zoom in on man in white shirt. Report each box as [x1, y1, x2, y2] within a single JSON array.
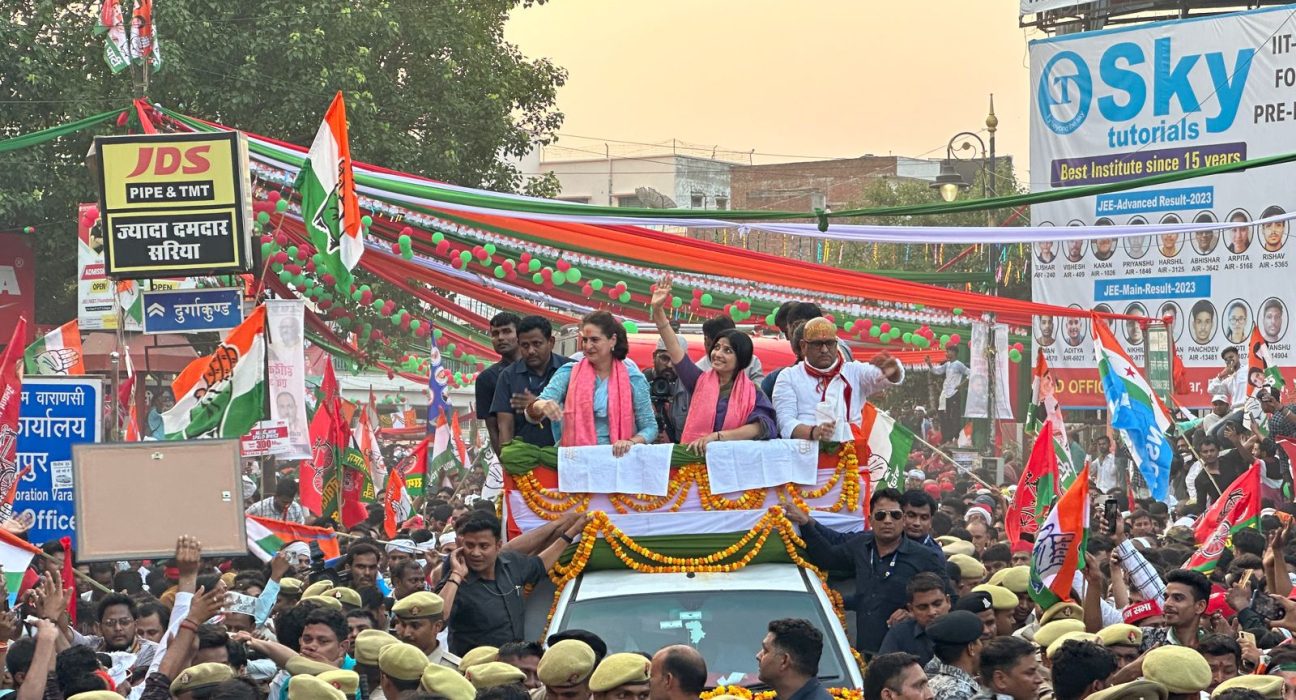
[[926, 345, 969, 442], [1092, 435, 1119, 493], [1207, 346, 1247, 407], [773, 317, 904, 442]]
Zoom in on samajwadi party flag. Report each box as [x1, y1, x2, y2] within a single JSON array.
[[1249, 324, 1286, 395], [1187, 462, 1261, 573], [855, 403, 914, 492], [1007, 418, 1061, 546], [162, 307, 266, 439], [246, 515, 340, 562], [296, 92, 363, 281], [1092, 315, 1174, 501], [400, 435, 431, 498], [23, 320, 85, 376], [0, 527, 39, 592], [1029, 464, 1090, 610], [0, 318, 28, 522]]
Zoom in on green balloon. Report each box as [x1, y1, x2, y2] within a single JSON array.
[[528, 259, 542, 272], [953, 307, 964, 316], [256, 211, 270, 224], [277, 270, 292, 283], [902, 332, 913, 344], [700, 293, 714, 306], [730, 306, 742, 320], [275, 199, 289, 212], [431, 231, 445, 244], [869, 326, 881, 337], [260, 242, 273, 257], [1009, 348, 1023, 363], [623, 320, 639, 334], [446, 342, 457, 354], [361, 215, 374, 227], [454, 372, 463, 384], [552, 270, 566, 285], [590, 279, 604, 291], [940, 334, 950, 346], [410, 320, 421, 332], [433, 329, 443, 340], [459, 250, 472, 264], [494, 266, 506, 279], [566, 268, 582, 283], [618, 291, 631, 303], [672, 297, 682, 309], [484, 243, 497, 255], [766, 313, 776, 325], [532, 272, 544, 284]]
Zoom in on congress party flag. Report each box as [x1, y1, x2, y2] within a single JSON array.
[[23, 320, 85, 376], [855, 403, 914, 492], [1092, 315, 1174, 501], [297, 92, 363, 283], [1029, 464, 1090, 610], [162, 307, 266, 439]]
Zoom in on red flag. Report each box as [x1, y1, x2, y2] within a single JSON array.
[[0, 318, 28, 522], [383, 467, 411, 538], [1188, 463, 1262, 573], [117, 352, 140, 442], [450, 410, 467, 467], [303, 363, 351, 522], [1007, 418, 1061, 546], [399, 435, 431, 498], [59, 537, 76, 625]]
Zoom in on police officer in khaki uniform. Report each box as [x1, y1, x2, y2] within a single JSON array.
[[536, 639, 598, 700], [589, 653, 651, 700], [391, 591, 461, 668]]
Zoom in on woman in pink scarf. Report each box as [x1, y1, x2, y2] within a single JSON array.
[[650, 275, 776, 454], [526, 310, 658, 456]]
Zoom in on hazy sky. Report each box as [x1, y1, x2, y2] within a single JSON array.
[[506, 1, 1039, 182]]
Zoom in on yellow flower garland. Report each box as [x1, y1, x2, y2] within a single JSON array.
[[700, 685, 864, 700]]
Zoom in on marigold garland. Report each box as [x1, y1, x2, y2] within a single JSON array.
[[700, 685, 863, 700]]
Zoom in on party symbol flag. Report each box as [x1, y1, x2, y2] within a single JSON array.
[[1187, 462, 1261, 573], [1029, 464, 1090, 610], [1006, 418, 1061, 546], [1092, 315, 1174, 501], [162, 307, 265, 439], [0, 318, 28, 522], [1249, 324, 1285, 395], [855, 403, 914, 492], [297, 92, 363, 284], [23, 320, 85, 376]]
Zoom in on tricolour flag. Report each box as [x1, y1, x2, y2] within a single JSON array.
[[246, 515, 341, 562], [1187, 462, 1261, 573], [383, 467, 412, 539], [0, 527, 39, 593], [1007, 418, 1061, 546], [1026, 350, 1071, 471], [855, 403, 914, 492], [23, 320, 85, 376], [296, 92, 363, 283], [1092, 315, 1174, 501], [1029, 464, 1090, 610], [117, 350, 140, 442], [162, 307, 266, 439], [0, 318, 28, 522]]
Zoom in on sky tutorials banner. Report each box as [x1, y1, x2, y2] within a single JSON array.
[[1029, 6, 1296, 408]]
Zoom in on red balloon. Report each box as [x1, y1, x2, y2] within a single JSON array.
[[862, 319, 873, 330], [267, 190, 281, 202], [556, 259, 571, 272], [950, 333, 962, 345], [879, 322, 891, 333], [582, 284, 593, 297]]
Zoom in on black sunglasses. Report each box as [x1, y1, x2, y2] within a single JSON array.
[[873, 509, 904, 522]]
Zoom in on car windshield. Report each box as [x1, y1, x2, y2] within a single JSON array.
[[558, 588, 848, 688]]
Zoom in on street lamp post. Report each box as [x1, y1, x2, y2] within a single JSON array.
[[930, 96, 1001, 291]]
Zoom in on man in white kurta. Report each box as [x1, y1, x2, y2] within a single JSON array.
[[773, 317, 905, 443], [1207, 346, 1248, 407]]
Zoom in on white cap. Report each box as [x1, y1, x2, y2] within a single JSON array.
[[905, 469, 925, 480], [385, 538, 417, 554], [965, 506, 992, 524], [1212, 394, 1229, 403]]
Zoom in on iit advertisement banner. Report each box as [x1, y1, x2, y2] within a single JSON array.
[[1030, 6, 1296, 408]]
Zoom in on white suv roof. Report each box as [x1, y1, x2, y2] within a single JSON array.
[[570, 563, 812, 600]]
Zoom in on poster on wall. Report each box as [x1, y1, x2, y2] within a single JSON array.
[[1029, 6, 1296, 408]]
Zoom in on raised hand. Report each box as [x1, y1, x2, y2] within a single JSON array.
[[649, 274, 673, 312]]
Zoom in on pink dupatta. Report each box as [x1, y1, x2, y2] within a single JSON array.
[[680, 370, 757, 443], [561, 357, 634, 446]]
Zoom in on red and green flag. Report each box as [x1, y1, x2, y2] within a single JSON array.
[[1007, 418, 1061, 546], [1029, 464, 1090, 610], [1187, 462, 1262, 573]]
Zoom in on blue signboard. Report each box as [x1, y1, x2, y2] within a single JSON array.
[[16, 377, 102, 546], [142, 287, 243, 334]]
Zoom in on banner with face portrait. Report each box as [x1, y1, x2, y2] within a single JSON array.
[[965, 322, 1014, 420], [1030, 7, 1295, 408], [266, 299, 310, 459]]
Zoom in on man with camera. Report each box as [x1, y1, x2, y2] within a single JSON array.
[[1208, 346, 1247, 408], [644, 348, 687, 443]]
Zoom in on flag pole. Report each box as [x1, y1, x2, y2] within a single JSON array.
[[905, 428, 998, 492]]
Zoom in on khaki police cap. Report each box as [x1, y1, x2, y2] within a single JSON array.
[[354, 629, 401, 666], [1143, 646, 1211, 694], [942, 539, 976, 557], [465, 661, 527, 689], [1096, 624, 1143, 648], [317, 670, 359, 696], [1040, 601, 1084, 625], [1212, 675, 1283, 699], [1086, 680, 1169, 700], [287, 675, 346, 700], [972, 584, 1018, 610], [324, 586, 362, 608], [1046, 631, 1098, 659], [460, 645, 500, 671], [301, 580, 334, 598], [589, 653, 652, 693], [948, 553, 986, 580], [421, 664, 477, 700], [379, 642, 430, 682], [68, 694, 128, 700], [391, 591, 445, 619], [538, 639, 597, 687], [169, 663, 236, 695], [285, 656, 336, 677], [989, 566, 1031, 594], [1033, 619, 1086, 649], [279, 577, 305, 595]]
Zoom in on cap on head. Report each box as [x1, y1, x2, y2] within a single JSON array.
[[538, 639, 597, 687], [971, 584, 1017, 611], [169, 663, 236, 695], [1033, 619, 1086, 649], [323, 587, 361, 608], [989, 566, 1030, 594], [948, 553, 986, 580], [1212, 675, 1283, 699], [1046, 632, 1098, 659], [941, 538, 975, 557], [800, 318, 837, 342], [286, 675, 346, 700], [1039, 601, 1084, 625], [924, 610, 984, 647], [279, 577, 305, 595], [378, 642, 430, 682], [353, 629, 400, 666], [1085, 679, 1169, 700], [301, 580, 334, 598], [1095, 623, 1143, 648], [317, 670, 359, 696], [1142, 646, 1211, 694], [464, 661, 527, 690], [420, 664, 476, 700], [588, 653, 652, 694], [952, 592, 993, 614], [391, 591, 445, 619], [460, 646, 500, 671]]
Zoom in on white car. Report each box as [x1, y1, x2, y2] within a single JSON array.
[[538, 563, 862, 689]]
